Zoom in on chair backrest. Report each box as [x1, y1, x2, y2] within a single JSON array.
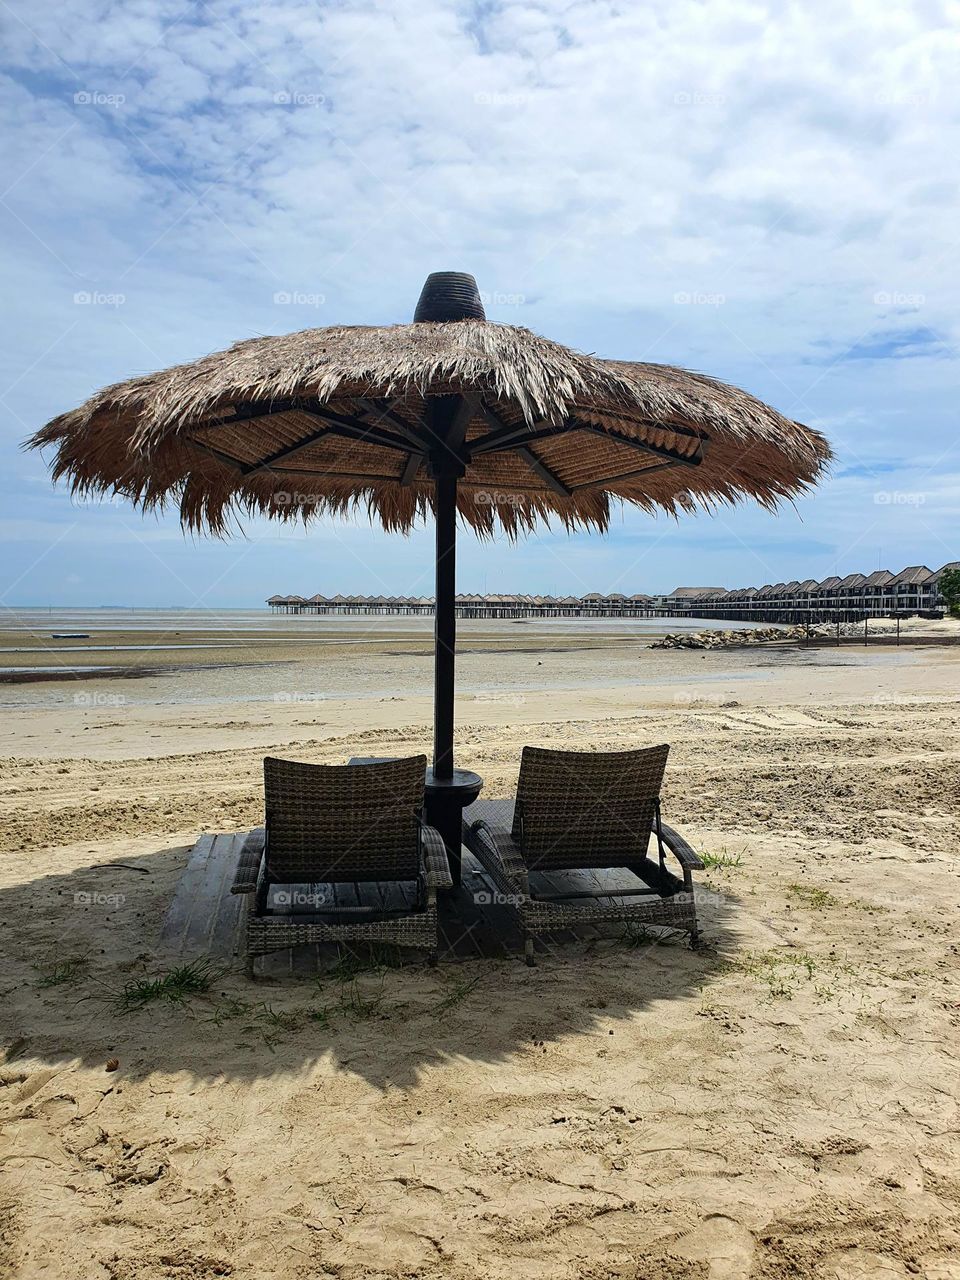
[[513, 743, 669, 871], [263, 755, 426, 882]]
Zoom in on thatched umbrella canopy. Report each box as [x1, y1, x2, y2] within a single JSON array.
[[31, 303, 828, 539], [29, 272, 830, 872]]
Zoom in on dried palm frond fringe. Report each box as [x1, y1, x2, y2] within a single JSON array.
[[28, 320, 831, 537]]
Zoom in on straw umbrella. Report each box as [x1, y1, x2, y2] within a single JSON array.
[[29, 272, 831, 880]]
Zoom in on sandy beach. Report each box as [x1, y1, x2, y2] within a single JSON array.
[[1, 616, 959, 1279]]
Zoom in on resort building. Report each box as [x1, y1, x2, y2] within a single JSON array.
[[268, 561, 956, 622]]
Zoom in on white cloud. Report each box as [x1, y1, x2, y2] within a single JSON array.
[[1, 0, 958, 601]]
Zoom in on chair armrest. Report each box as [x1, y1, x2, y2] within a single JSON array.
[[659, 823, 704, 871], [469, 820, 530, 893], [231, 827, 266, 894], [419, 824, 453, 890]]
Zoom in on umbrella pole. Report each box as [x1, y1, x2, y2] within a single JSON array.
[[433, 468, 457, 780], [423, 394, 483, 890]]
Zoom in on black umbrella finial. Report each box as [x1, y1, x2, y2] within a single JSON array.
[[414, 272, 486, 322]]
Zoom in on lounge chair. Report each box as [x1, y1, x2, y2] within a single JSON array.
[[231, 754, 452, 974], [462, 744, 703, 964]]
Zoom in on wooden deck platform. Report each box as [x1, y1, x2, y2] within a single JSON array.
[[159, 829, 666, 977]]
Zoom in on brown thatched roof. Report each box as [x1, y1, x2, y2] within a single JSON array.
[[28, 319, 831, 537]]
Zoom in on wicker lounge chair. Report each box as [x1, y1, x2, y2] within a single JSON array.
[[232, 754, 451, 974], [463, 744, 703, 964]]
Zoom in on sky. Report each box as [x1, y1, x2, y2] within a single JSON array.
[[1, 0, 958, 607]]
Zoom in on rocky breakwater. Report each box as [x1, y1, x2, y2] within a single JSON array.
[[651, 626, 806, 649]]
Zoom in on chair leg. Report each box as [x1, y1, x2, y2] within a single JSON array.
[[525, 935, 536, 967], [687, 874, 700, 948], [245, 953, 256, 979], [426, 888, 439, 965]]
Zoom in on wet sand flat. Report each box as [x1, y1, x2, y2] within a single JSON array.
[[1, 620, 959, 1278]]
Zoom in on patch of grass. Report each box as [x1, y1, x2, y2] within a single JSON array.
[[766, 978, 795, 1000], [788, 883, 888, 915], [431, 974, 481, 1016], [337, 978, 386, 1021], [257, 1004, 315, 1042], [33, 956, 88, 989], [205, 996, 331, 1050], [262, 1004, 315, 1033], [326, 944, 407, 980], [106, 959, 221, 1012], [787, 883, 842, 910], [720, 947, 853, 1003], [620, 923, 688, 949], [204, 994, 251, 1027], [700, 846, 745, 870]]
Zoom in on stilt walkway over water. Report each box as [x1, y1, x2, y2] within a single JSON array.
[[267, 559, 955, 624]]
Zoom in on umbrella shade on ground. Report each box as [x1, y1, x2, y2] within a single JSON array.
[[29, 272, 831, 867]]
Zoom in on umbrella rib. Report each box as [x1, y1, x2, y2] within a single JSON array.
[[399, 451, 422, 486], [286, 409, 417, 456], [201, 400, 306, 429], [355, 399, 430, 447], [241, 426, 334, 476], [197, 421, 419, 480], [572, 421, 707, 467], [571, 458, 680, 491], [469, 404, 552, 456], [191, 442, 245, 472], [469, 402, 706, 458], [475, 400, 513, 433], [476, 421, 706, 468], [581, 409, 706, 442], [515, 445, 572, 497], [200, 400, 419, 455], [183, 410, 696, 495], [450, 395, 478, 449], [258, 468, 402, 483], [191, 435, 422, 487]]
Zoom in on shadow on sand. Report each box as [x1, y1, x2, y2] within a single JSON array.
[[1, 841, 743, 1090]]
